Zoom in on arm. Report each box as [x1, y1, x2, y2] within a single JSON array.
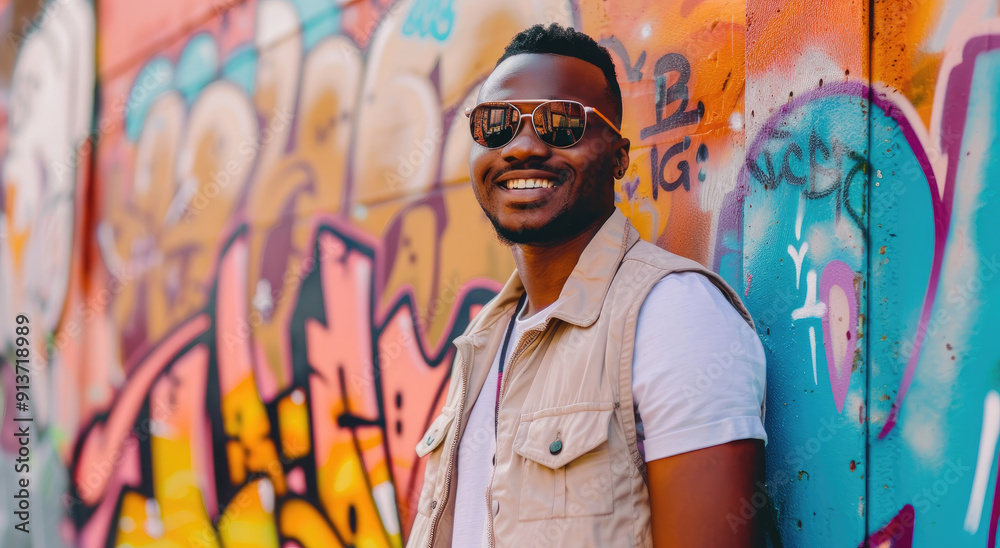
[[631, 273, 769, 547], [647, 439, 766, 547]]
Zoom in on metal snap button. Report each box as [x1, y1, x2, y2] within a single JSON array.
[[425, 436, 434, 446], [549, 440, 563, 455], [430, 500, 437, 510], [492, 499, 500, 516]]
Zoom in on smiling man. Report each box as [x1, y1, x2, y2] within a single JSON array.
[[407, 24, 767, 547]]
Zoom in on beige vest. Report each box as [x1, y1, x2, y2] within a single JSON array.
[[406, 209, 755, 547]]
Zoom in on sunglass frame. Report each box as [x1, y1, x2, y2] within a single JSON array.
[[465, 99, 621, 149]]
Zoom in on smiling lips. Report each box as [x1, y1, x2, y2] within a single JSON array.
[[500, 178, 558, 190]]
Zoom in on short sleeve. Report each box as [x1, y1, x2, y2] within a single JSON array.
[[632, 272, 767, 462]]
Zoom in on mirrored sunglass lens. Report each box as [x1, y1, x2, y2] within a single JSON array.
[[471, 104, 519, 147], [533, 102, 586, 147]]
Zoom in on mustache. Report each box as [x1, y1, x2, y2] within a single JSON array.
[[490, 163, 568, 183]]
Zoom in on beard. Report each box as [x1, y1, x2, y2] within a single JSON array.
[[485, 176, 612, 247], [477, 154, 615, 246], [485, 197, 604, 246]]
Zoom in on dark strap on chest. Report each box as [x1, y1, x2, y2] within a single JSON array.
[[495, 292, 527, 437]]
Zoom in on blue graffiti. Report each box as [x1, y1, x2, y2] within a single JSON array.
[[402, 0, 454, 41]]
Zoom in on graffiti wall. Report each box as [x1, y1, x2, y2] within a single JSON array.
[[0, 0, 998, 546]]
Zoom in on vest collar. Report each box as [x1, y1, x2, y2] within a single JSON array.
[[467, 208, 641, 339]]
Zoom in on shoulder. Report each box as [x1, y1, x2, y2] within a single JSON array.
[[637, 272, 752, 337], [630, 275, 768, 460], [641, 272, 735, 312], [618, 240, 754, 330], [622, 238, 706, 272], [617, 240, 740, 311], [610, 239, 725, 313]]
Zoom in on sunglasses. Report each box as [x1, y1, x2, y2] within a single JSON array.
[[465, 99, 621, 149]]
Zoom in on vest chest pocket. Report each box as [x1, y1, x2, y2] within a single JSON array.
[[414, 409, 455, 517], [511, 403, 616, 521], [415, 409, 454, 458]]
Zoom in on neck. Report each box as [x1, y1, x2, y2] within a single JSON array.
[[511, 209, 613, 317]]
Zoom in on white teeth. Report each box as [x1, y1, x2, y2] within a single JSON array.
[[505, 178, 555, 189]]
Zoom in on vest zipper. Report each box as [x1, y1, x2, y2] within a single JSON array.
[[427, 347, 472, 548], [485, 322, 549, 548]]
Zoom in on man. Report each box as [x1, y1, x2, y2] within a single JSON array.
[[407, 23, 767, 547]]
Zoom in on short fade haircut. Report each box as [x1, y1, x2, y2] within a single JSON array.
[[496, 23, 623, 124]]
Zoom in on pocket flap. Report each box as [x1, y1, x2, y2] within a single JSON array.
[[415, 409, 455, 458], [512, 403, 614, 469]]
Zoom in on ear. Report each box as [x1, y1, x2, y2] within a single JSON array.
[[614, 137, 631, 179]]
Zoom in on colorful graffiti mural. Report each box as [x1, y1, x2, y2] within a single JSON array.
[[0, 0, 95, 545], [1, 0, 999, 546], [69, 220, 495, 547], [738, 2, 1000, 545]]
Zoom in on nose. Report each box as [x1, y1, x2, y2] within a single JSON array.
[[501, 114, 550, 162]]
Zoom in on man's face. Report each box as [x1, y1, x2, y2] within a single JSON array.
[[469, 53, 629, 246]]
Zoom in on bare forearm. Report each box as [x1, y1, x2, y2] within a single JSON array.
[[648, 439, 766, 547]]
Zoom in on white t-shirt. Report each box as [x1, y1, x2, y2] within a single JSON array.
[[452, 299, 552, 547], [452, 272, 767, 544]]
